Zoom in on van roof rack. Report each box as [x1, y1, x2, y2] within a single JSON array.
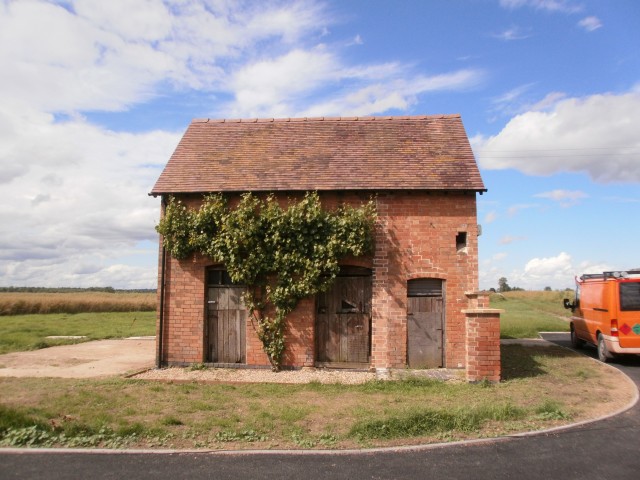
[[580, 270, 640, 281]]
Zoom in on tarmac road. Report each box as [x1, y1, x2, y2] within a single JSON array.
[[1, 332, 639, 480]]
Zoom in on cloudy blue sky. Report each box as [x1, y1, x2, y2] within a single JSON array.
[[0, 0, 638, 290]]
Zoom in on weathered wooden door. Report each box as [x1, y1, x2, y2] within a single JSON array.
[[316, 269, 372, 366], [407, 279, 444, 368], [206, 269, 246, 364]]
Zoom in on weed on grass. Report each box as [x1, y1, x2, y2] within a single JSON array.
[[189, 363, 208, 371], [215, 429, 267, 443], [356, 377, 444, 393], [534, 400, 570, 421], [0, 405, 146, 448], [349, 403, 526, 440]]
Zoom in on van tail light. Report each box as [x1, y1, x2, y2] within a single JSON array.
[[611, 319, 619, 337]]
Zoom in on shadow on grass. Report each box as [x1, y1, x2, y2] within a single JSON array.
[[501, 344, 580, 381]]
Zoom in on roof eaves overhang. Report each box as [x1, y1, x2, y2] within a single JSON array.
[[148, 187, 488, 197]]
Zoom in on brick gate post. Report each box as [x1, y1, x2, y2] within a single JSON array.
[[463, 292, 502, 383]]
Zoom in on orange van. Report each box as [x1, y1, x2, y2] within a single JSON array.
[[563, 270, 640, 362]]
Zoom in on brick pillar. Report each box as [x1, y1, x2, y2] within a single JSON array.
[[371, 195, 391, 375], [463, 296, 502, 382]]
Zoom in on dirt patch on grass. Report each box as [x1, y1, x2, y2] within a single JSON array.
[[0, 338, 155, 378]]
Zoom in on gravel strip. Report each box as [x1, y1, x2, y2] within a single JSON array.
[[132, 366, 465, 384], [132, 367, 377, 384]]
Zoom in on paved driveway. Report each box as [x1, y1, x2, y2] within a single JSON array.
[[0, 337, 155, 378]]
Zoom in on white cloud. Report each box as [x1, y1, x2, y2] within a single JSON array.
[[0, 0, 486, 288], [0, 0, 331, 114], [529, 92, 567, 111], [578, 16, 602, 32], [525, 252, 572, 276], [347, 34, 364, 46], [576, 261, 626, 277], [481, 252, 576, 290], [484, 211, 498, 223], [0, 107, 181, 288], [489, 85, 566, 119], [492, 26, 532, 41], [534, 189, 588, 207], [228, 48, 340, 117], [500, 235, 527, 245], [481, 253, 620, 291], [225, 43, 484, 118], [475, 90, 640, 183], [499, 0, 583, 14], [522, 252, 575, 288], [299, 69, 484, 118], [494, 84, 536, 105], [507, 204, 539, 217], [604, 196, 640, 204]]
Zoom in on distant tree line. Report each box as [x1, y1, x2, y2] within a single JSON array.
[[489, 278, 573, 293], [0, 287, 156, 294], [496, 277, 524, 292]]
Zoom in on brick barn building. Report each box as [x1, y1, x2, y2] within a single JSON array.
[[150, 115, 501, 382]]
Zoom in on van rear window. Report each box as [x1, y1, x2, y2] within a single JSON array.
[[620, 282, 640, 311]]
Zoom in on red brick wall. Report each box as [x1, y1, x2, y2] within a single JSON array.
[[464, 311, 501, 383], [157, 190, 480, 370], [371, 192, 479, 370]]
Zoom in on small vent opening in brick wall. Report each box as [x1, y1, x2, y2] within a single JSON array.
[[456, 232, 467, 253]]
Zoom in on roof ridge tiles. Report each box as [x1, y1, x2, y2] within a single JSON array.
[[190, 114, 461, 125]]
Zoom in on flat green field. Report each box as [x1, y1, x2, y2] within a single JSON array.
[[0, 312, 156, 354], [0, 289, 573, 353], [492, 290, 573, 338]]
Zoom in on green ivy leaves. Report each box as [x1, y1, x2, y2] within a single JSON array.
[[156, 192, 376, 371]]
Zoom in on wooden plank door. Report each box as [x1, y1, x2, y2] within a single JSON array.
[[316, 274, 371, 366], [407, 294, 444, 369], [206, 286, 246, 363]]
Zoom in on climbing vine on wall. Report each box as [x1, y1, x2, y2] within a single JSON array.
[[156, 192, 376, 371]]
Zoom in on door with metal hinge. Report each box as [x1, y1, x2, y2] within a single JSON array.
[[407, 278, 444, 368], [206, 269, 246, 364], [316, 267, 372, 367]]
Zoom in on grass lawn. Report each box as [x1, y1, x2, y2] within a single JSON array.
[[0, 312, 156, 354], [2, 289, 627, 450], [0, 344, 633, 450], [493, 290, 573, 339]]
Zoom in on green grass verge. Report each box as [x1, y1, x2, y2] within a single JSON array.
[[0, 344, 628, 450], [0, 312, 156, 354], [349, 402, 526, 440]]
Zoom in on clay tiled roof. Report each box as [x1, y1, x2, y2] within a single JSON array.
[[150, 115, 486, 195]]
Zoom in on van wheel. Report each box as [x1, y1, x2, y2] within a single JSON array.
[[597, 334, 612, 363], [570, 326, 585, 349]]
